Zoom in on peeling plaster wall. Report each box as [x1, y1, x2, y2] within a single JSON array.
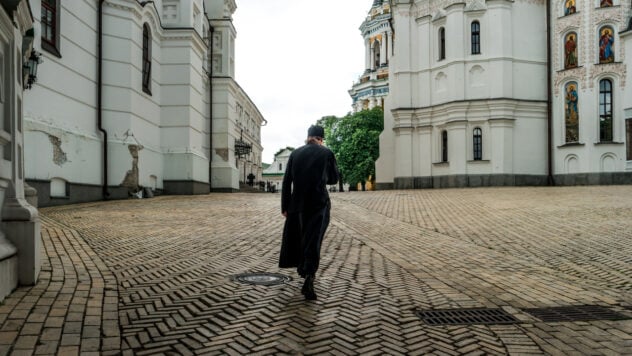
[[23, 123, 102, 185], [48, 135, 67, 166], [121, 144, 140, 188]]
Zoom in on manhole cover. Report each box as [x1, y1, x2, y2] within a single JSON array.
[[523, 305, 630, 322], [415, 308, 518, 326], [231, 272, 291, 286]]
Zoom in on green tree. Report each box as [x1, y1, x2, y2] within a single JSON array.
[[317, 107, 383, 190]]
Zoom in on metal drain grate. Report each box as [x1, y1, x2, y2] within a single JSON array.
[[415, 308, 519, 326], [231, 272, 291, 286], [523, 305, 630, 322]]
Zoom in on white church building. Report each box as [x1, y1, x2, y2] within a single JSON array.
[[373, 0, 632, 189], [24, 0, 265, 206]]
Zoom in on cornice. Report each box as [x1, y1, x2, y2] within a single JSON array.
[[15, 0, 33, 34]]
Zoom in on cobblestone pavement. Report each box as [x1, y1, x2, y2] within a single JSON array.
[[1, 186, 631, 355]]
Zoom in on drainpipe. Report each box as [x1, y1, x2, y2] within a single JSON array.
[[98, 0, 110, 198], [546, 0, 554, 186], [208, 25, 214, 192]]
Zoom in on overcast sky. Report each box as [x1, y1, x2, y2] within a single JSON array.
[[233, 0, 370, 163]]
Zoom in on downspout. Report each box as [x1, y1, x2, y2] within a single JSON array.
[[208, 25, 214, 192], [98, 0, 109, 198], [546, 0, 553, 186]]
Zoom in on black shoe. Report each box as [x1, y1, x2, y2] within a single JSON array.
[[301, 275, 317, 300]]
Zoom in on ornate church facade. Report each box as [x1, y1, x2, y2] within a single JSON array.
[[373, 0, 632, 189], [349, 0, 393, 112]]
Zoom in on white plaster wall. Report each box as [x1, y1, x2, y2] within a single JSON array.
[[24, 0, 101, 185], [380, 0, 549, 184], [103, 3, 164, 188], [375, 93, 395, 185], [22, 0, 263, 195]]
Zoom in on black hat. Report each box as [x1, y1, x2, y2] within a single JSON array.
[[307, 125, 325, 138]]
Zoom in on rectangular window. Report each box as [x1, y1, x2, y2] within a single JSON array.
[[473, 128, 482, 160], [599, 79, 613, 142], [441, 130, 448, 162], [439, 28, 446, 60], [142, 24, 152, 95], [471, 22, 481, 55], [41, 0, 61, 57], [626, 119, 632, 160]]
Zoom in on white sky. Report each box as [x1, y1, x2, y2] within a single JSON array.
[[233, 0, 371, 163]]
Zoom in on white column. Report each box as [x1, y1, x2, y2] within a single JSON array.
[[370, 40, 376, 71], [365, 37, 371, 71], [380, 33, 387, 66], [386, 31, 392, 63]]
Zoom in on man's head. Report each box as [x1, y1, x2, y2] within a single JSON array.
[[308, 125, 325, 139], [307, 125, 325, 144]]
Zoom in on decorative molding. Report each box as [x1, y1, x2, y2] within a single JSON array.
[[224, 0, 237, 19], [554, 66, 587, 95], [432, 9, 447, 21], [0, 130, 10, 146], [15, 0, 34, 35], [590, 62, 627, 87], [464, 0, 487, 12]]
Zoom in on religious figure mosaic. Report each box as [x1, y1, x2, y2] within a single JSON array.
[[564, 0, 576, 15], [565, 82, 579, 143], [564, 33, 578, 69], [599, 27, 614, 64]]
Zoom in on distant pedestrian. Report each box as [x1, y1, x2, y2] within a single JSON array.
[[279, 125, 339, 300]]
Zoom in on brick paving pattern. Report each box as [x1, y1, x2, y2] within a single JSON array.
[[0, 186, 631, 355]]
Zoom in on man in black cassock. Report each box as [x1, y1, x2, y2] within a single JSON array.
[[279, 125, 339, 300]]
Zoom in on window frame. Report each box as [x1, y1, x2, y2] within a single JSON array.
[[41, 0, 61, 57], [438, 27, 446, 61], [626, 119, 632, 160], [374, 39, 381, 69], [441, 130, 448, 162], [142, 23, 152, 96], [473, 128, 482, 160], [471, 21, 481, 55], [598, 78, 613, 142]]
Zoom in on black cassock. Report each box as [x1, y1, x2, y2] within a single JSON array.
[[279, 143, 338, 276]]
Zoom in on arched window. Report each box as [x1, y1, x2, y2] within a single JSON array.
[[600, 0, 613, 7], [441, 130, 448, 162], [142, 23, 152, 95], [473, 128, 482, 160], [471, 21, 480, 55], [564, 0, 577, 15], [565, 82, 579, 142], [374, 40, 381, 68], [599, 79, 613, 141], [438, 27, 446, 60], [564, 32, 578, 69], [599, 26, 614, 64]]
